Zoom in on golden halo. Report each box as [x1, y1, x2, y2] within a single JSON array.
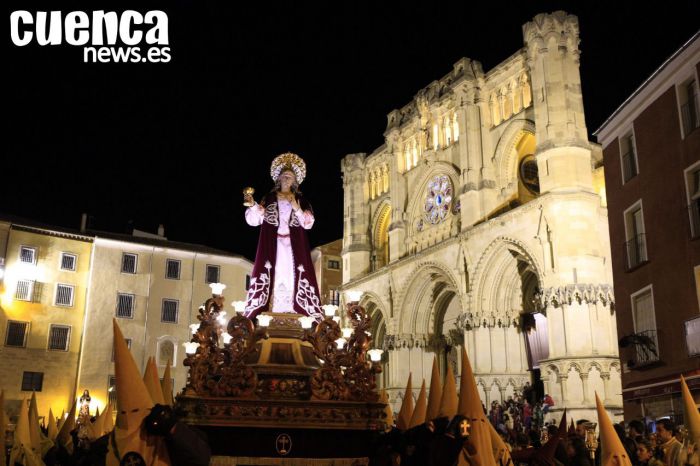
[[270, 152, 306, 184]]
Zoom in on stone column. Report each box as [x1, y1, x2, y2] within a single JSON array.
[[601, 372, 612, 403], [580, 371, 590, 404]]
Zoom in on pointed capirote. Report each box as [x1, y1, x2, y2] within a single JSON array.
[[28, 391, 42, 454], [681, 376, 700, 443], [95, 406, 100, 418], [438, 363, 458, 419], [569, 418, 576, 437], [88, 405, 107, 440], [533, 410, 567, 464], [0, 391, 6, 466], [103, 403, 114, 433], [161, 359, 175, 406], [408, 379, 428, 429], [56, 399, 77, 453], [47, 408, 58, 442], [108, 319, 169, 466], [489, 420, 514, 466], [380, 389, 394, 432], [396, 373, 414, 431], [458, 347, 497, 466], [113, 319, 154, 431], [12, 398, 31, 453], [426, 355, 442, 422], [143, 356, 166, 405], [57, 409, 65, 432], [596, 393, 632, 466]]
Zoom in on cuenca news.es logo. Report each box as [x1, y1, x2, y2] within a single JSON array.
[[10, 10, 171, 63]]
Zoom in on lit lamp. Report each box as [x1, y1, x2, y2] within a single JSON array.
[[210, 283, 226, 296], [232, 301, 247, 314], [298, 316, 316, 329], [222, 332, 233, 344], [367, 349, 384, 362], [341, 327, 353, 339], [183, 342, 200, 355], [335, 338, 347, 349], [189, 323, 200, 335], [256, 315, 273, 327], [583, 422, 598, 459], [345, 290, 363, 303], [217, 312, 228, 325], [322, 304, 338, 317]]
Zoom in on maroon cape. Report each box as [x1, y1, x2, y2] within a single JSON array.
[[243, 192, 324, 322]]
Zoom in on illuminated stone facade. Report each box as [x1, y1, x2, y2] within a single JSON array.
[[341, 11, 622, 421], [0, 219, 252, 419]]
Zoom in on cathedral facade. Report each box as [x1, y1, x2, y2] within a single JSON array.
[[341, 11, 622, 420]]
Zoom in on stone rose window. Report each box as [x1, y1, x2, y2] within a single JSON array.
[[424, 175, 453, 224]]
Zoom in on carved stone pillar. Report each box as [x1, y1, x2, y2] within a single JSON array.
[[580, 372, 590, 404], [600, 372, 611, 403]]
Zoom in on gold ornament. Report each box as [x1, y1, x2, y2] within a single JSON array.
[[270, 152, 306, 185]]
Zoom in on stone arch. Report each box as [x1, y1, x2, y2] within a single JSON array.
[[398, 260, 462, 335], [371, 201, 391, 268], [567, 361, 583, 374], [493, 119, 536, 192], [469, 236, 543, 319]]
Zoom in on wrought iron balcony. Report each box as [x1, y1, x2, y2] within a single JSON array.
[[624, 233, 648, 270]]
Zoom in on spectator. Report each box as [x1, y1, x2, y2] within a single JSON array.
[[656, 419, 681, 466]]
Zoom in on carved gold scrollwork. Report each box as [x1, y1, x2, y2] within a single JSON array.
[[183, 297, 267, 398]]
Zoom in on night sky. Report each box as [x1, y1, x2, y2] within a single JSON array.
[[6, 2, 700, 261]]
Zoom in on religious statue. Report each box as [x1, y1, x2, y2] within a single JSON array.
[[242, 152, 324, 322]]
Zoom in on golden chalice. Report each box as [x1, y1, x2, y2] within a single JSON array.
[[243, 187, 255, 207]]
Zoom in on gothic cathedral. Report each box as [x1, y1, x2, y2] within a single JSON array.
[[341, 11, 622, 421]]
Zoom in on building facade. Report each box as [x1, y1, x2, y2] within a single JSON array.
[[594, 33, 700, 422], [0, 218, 252, 417], [0, 222, 92, 418], [341, 11, 621, 420], [311, 239, 343, 306]]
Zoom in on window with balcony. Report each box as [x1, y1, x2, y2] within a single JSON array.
[[631, 286, 660, 365], [619, 133, 639, 183], [624, 201, 648, 270]]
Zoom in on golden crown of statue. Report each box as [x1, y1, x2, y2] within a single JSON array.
[[270, 152, 306, 185]]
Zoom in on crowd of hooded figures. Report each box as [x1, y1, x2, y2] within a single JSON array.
[[1, 322, 697, 466], [367, 354, 699, 466], [1, 319, 210, 466]]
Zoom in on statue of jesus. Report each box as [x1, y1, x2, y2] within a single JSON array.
[[242, 152, 324, 322]]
